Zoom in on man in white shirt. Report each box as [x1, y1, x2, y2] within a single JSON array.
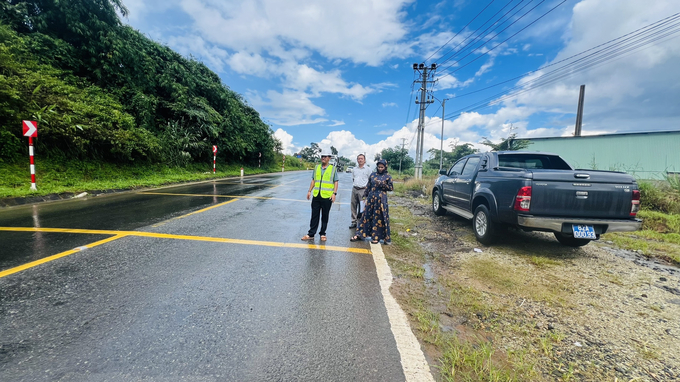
[[349, 154, 372, 228]]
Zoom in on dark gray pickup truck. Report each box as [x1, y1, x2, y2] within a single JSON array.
[[432, 151, 642, 247]]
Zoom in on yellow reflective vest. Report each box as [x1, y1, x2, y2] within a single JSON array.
[[313, 164, 335, 198]]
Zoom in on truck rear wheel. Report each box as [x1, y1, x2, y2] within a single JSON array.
[[433, 190, 446, 216], [473, 205, 495, 245], [554, 233, 591, 247]]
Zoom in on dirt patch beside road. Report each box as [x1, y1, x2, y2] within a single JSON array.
[[384, 194, 680, 381]]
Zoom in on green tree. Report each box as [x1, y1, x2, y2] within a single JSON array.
[[299, 142, 321, 162], [425, 143, 479, 170], [376, 146, 414, 171]]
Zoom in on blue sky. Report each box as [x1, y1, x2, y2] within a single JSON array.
[[120, 0, 680, 163]]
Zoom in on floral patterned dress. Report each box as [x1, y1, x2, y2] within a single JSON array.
[[356, 170, 393, 243]]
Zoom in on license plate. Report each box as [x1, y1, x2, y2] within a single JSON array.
[[572, 224, 596, 239]]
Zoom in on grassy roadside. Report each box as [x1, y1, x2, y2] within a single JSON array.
[[0, 156, 311, 199], [386, 200, 558, 381], [385, 177, 680, 381]]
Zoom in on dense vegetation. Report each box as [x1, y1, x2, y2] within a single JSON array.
[[0, 0, 278, 167]]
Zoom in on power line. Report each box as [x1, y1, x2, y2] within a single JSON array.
[[424, 0, 498, 64], [445, 13, 680, 100], [404, 71, 417, 126], [442, 30, 680, 122], [438, 0, 568, 79], [446, 22, 680, 118], [415, 14, 680, 131], [437, 0, 535, 67], [435, 0, 519, 67]]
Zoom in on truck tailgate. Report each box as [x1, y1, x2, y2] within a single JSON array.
[[529, 170, 635, 219]]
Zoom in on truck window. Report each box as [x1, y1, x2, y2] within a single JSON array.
[[498, 154, 572, 170], [449, 159, 467, 175], [461, 157, 480, 176]]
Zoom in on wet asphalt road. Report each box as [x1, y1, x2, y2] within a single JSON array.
[[0, 171, 406, 381]]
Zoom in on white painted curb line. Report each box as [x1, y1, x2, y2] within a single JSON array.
[[370, 242, 435, 382]]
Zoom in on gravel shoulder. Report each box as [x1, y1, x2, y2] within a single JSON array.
[[384, 194, 680, 382]]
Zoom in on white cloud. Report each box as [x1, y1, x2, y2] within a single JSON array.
[[227, 52, 271, 75], [273, 128, 297, 155], [284, 64, 376, 100], [248, 90, 328, 126], [328, 120, 345, 126], [177, 0, 415, 66], [382, 102, 398, 107]]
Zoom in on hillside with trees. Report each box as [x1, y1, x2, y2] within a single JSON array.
[[0, 0, 278, 167]]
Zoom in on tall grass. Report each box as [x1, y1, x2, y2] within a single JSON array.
[[393, 176, 437, 197], [638, 180, 680, 214]]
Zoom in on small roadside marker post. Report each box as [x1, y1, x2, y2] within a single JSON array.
[[212, 145, 218, 173], [282, 155, 285, 172], [240, 167, 244, 177], [22, 120, 38, 190], [258, 152, 261, 168]]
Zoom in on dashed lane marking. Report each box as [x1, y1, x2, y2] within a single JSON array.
[[0, 227, 372, 278]]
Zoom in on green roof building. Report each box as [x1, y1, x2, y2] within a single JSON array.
[[518, 130, 680, 179]]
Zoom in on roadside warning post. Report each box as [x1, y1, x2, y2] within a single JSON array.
[[258, 152, 261, 168], [212, 145, 217, 173], [282, 155, 285, 172], [240, 167, 244, 177], [22, 120, 38, 190]]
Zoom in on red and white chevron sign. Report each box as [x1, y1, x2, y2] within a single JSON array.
[[22, 120, 38, 137]]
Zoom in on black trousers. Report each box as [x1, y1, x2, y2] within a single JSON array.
[[308, 195, 333, 236]]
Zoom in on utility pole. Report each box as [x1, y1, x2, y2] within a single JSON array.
[[439, 98, 448, 171], [574, 84, 586, 136], [399, 137, 407, 175], [413, 63, 436, 179]]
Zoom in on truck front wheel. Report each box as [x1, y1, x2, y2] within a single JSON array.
[[473, 205, 495, 245], [554, 233, 591, 247], [433, 190, 446, 216]]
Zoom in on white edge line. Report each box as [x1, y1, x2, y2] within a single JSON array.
[[370, 242, 436, 382]]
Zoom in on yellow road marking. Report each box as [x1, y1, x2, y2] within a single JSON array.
[[0, 234, 128, 279], [141, 192, 347, 205], [0, 227, 372, 277]]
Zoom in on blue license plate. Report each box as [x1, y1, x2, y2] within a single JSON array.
[[572, 224, 596, 239]]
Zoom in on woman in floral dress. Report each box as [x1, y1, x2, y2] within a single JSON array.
[[350, 159, 393, 244]]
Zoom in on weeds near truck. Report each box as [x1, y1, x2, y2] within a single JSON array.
[[392, 176, 436, 197], [665, 173, 680, 193]]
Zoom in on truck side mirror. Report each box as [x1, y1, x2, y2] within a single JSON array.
[[439, 169, 448, 175]]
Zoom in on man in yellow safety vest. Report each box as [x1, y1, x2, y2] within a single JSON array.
[[301, 153, 339, 242]]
